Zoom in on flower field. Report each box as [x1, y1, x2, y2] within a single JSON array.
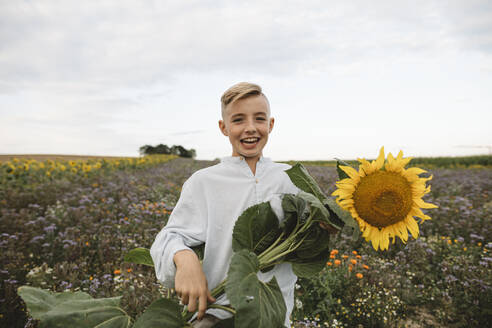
[[1, 156, 491, 327]]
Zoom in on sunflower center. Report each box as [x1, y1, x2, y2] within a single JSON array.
[[353, 171, 413, 228]]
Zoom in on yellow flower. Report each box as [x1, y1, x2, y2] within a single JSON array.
[[332, 147, 438, 251]]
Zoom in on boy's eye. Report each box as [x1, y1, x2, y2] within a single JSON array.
[[232, 118, 243, 123], [256, 117, 266, 121]]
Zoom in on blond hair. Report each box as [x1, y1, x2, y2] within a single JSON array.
[[220, 82, 270, 118]]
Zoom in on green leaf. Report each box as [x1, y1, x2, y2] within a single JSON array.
[[123, 248, 154, 267], [296, 191, 331, 224], [323, 198, 357, 228], [18, 286, 131, 328], [225, 250, 286, 328], [291, 225, 331, 260], [285, 163, 327, 201], [133, 298, 187, 328], [291, 256, 328, 278], [232, 202, 281, 255], [280, 194, 307, 235], [335, 158, 351, 180]]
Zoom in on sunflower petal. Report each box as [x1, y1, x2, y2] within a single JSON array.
[[406, 217, 419, 238], [374, 146, 385, 170], [415, 198, 438, 209]]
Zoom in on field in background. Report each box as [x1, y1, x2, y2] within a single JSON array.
[[282, 154, 492, 169], [2, 153, 492, 168], [1, 155, 491, 327], [0, 154, 137, 162]]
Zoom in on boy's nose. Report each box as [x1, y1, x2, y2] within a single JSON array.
[[245, 120, 257, 132]]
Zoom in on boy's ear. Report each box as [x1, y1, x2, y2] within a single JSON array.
[[269, 117, 275, 133], [219, 120, 228, 136]]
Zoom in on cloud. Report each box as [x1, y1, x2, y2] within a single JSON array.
[[168, 130, 206, 136], [3, 0, 490, 91]]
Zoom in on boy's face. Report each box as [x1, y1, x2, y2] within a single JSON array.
[[219, 95, 274, 161]]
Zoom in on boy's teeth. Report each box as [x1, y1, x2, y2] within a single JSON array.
[[243, 138, 258, 142]]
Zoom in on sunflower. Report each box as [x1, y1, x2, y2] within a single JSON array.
[[332, 147, 437, 251]]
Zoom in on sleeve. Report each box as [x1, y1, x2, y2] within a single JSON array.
[[150, 175, 208, 288]]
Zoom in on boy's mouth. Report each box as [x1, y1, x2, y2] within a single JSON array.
[[241, 137, 260, 145]]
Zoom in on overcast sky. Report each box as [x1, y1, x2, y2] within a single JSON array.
[[1, 0, 491, 160]]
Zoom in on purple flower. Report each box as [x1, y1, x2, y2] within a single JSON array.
[[44, 224, 56, 233], [470, 233, 484, 240], [30, 235, 45, 243]]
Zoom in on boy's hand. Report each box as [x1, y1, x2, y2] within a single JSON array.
[[173, 250, 216, 320]]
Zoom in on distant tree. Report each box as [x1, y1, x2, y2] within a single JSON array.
[[139, 144, 196, 158], [155, 144, 171, 155], [139, 145, 153, 156]]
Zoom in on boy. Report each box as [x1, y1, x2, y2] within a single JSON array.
[[150, 82, 300, 327]]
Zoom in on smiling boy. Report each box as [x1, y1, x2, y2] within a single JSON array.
[[150, 82, 299, 327]]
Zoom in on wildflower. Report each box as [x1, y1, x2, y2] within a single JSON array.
[[330, 249, 338, 256], [363, 265, 369, 270], [356, 255, 362, 259], [356, 273, 363, 279], [342, 255, 348, 259], [332, 147, 438, 250], [464, 247, 467, 251], [334, 260, 341, 266], [114, 269, 121, 275], [127, 268, 132, 273], [327, 261, 332, 266], [348, 265, 353, 272], [330, 254, 335, 259], [352, 250, 357, 255], [85, 241, 89, 246], [447, 239, 452, 245], [89, 276, 93, 280], [350, 259, 357, 265]]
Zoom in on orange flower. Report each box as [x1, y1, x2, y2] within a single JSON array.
[[334, 259, 341, 266], [447, 239, 452, 245], [350, 259, 357, 265], [114, 269, 121, 275], [348, 265, 353, 272], [327, 262, 333, 266], [363, 265, 370, 270], [124, 217, 129, 221], [89, 276, 93, 280], [352, 250, 358, 255], [330, 254, 335, 259], [356, 255, 362, 259], [342, 255, 349, 259], [127, 268, 133, 273], [330, 249, 339, 256], [356, 273, 363, 279], [85, 241, 89, 246]]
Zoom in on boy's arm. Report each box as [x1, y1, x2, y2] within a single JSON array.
[[150, 175, 214, 319], [150, 176, 208, 287]]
